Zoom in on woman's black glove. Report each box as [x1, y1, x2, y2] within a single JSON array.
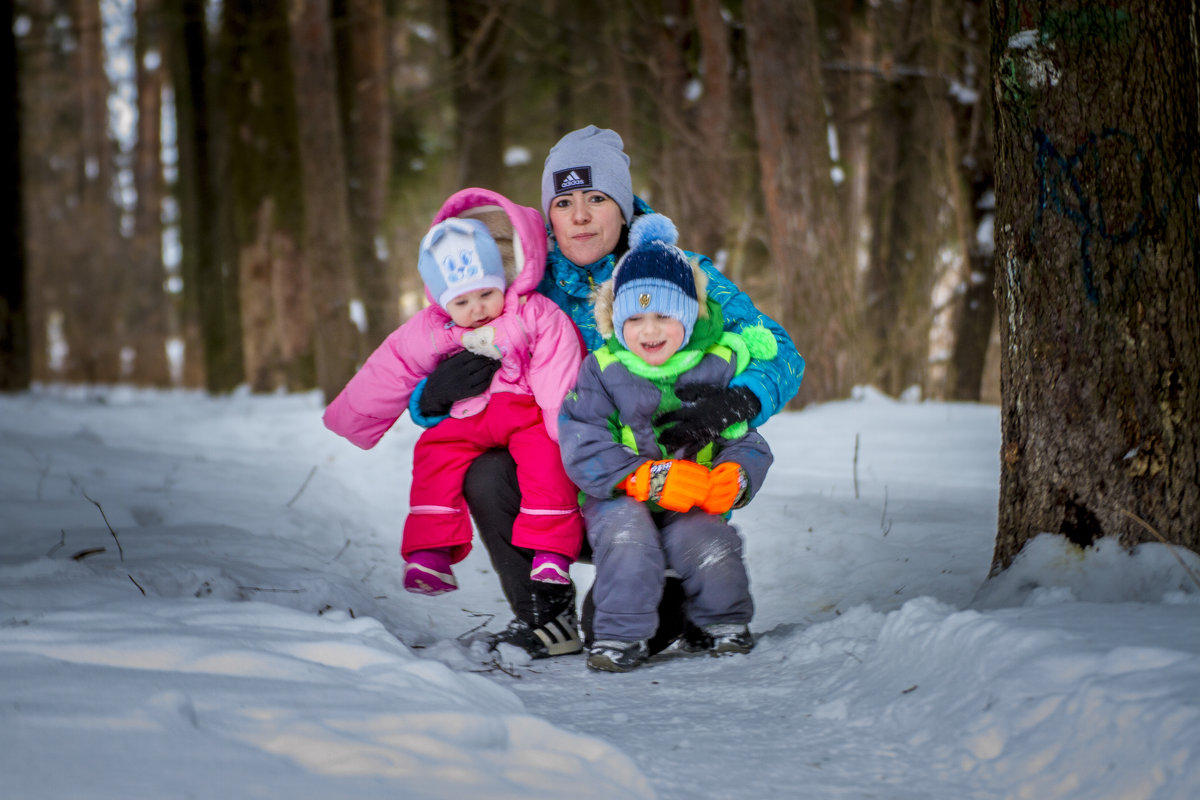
[[418, 350, 502, 418], [654, 384, 762, 455]]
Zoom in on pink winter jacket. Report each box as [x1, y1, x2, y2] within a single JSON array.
[[323, 188, 585, 449]]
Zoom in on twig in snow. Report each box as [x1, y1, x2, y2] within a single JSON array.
[[329, 538, 351, 563], [71, 547, 106, 561], [25, 446, 52, 500], [1118, 507, 1200, 591], [470, 656, 527, 679], [456, 611, 496, 641], [47, 530, 66, 558], [853, 433, 860, 499], [236, 585, 304, 593], [129, 575, 147, 596], [286, 466, 318, 508], [72, 479, 124, 562], [880, 486, 892, 536]]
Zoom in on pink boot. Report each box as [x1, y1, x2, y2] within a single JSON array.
[[530, 552, 571, 585], [404, 548, 457, 595]]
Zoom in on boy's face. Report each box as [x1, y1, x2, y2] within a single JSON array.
[[446, 288, 504, 328], [622, 313, 686, 366]]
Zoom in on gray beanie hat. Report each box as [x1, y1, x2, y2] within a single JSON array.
[[540, 125, 634, 223]]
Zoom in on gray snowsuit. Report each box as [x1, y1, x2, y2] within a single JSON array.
[[559, 297, 775, 643]]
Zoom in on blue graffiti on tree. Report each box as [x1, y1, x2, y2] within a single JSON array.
[[1032, 128, 1165, 304]]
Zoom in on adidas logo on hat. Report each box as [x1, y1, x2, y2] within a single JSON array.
[[553, 166, 593, 193]]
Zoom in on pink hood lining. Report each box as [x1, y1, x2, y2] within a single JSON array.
[[425, 188, 549, 312]]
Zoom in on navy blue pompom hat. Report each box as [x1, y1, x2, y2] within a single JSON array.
[[610, 214, 699, 348]]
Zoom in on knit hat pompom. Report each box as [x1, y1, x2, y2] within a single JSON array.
[[626, 212, 679, 253], [610, 213, 700, 348]]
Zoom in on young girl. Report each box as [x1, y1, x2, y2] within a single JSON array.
[[558, 214, 776, 672], [324, 188, 585, 596]]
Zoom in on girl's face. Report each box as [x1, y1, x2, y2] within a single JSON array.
[[446, 287, 504, 328], [622, 313, 686, 366], [548, 190, 625, 266]]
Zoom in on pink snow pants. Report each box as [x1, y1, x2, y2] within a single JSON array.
[[402, 393, 583, 564]]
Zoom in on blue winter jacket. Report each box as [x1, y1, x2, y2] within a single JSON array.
[[537, 196, 804, 428]]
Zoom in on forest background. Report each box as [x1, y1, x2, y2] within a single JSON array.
[[4, 1, 1199, 566], [3, 0, 999, 407]]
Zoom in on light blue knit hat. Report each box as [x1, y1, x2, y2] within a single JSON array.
[[418, 217, 506, 309], [611, 214, 699, 349], [541, 125, 634, 223]]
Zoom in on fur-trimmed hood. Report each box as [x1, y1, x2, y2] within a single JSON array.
[[592, 261, 710, 341]]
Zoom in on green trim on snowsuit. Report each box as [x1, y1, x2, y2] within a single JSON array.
[[592, 299, 779, 463]]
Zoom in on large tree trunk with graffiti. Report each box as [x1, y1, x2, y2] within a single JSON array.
[[990, 1, 1200, 571]]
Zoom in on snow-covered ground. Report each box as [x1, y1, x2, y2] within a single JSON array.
[[2, 385, 1197, 799]]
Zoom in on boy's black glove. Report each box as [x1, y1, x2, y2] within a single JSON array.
[[418, 350, 501, 417], [654, 384, 761, 454]]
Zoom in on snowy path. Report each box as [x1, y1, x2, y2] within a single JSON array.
[[3, 387, 1198, 799]]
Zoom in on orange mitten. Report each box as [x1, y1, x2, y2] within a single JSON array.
[[622, 459, 711, 512], [701, 462, 748, 514]]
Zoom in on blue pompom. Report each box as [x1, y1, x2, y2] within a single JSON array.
[[628, 213, 678, 250]]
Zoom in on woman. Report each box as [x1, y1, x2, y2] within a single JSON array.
[[410, 125, 805, 658]]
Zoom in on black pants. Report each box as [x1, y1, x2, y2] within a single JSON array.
[[464, 449, 688, 654]]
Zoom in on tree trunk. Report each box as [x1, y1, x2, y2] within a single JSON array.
[[221, 0, 312, 392], [169, 0, 244, 391], [821, 0, 874, 299], [290, 0, 361, 401], [991, 0, 1200, 570], [744, 0, 857, 404], [447, 0, 508, 192], [861, 0, 945, 398], [68, 0, 122, 382], [128, 0, 172, 386], [335, 0, 397, 347], [649, 0, 733, 260], [947, 0, 996, 402], [1, 0, 30, 390]]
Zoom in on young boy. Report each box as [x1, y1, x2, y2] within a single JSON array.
[[324, 188, 585, 596], [558, 214, 777, 672]]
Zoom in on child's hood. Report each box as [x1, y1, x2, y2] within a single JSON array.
[[426, 188, 549, 308]]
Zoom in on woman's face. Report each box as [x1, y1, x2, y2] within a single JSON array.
[[547, 190, 625, 266]]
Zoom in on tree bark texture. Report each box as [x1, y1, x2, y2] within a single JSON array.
[[169, 0, 244, 391], [335, 0, 397, 346], [62, 0, 122, 382], [290, 0, 361, 401], [862, 0, 947, 398], [222, 0, 313, 392], [448, 0, 508, 193], [946, 0, 997, 402], [641, 0, 734, 261], [128, 0, 172, 386], [991, 0, 1200, 569], [744, 0, 856, 404]]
